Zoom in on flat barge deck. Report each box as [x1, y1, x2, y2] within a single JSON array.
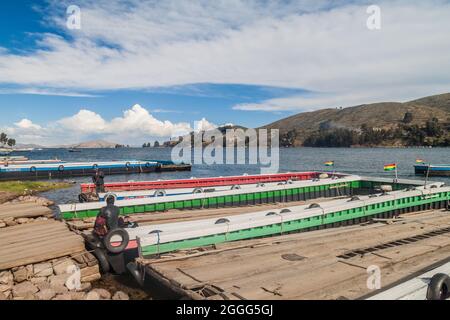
[[0, 160, 191, 181], [414, 164, 450, 176], [136, 209, 450, 300]]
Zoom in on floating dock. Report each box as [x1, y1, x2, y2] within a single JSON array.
[[134, 209, 450, 300], [60, 174, 424, 220], [80, 171, 321, 193], [135, 183, 449, 257], [0, 160, 191, 181], [414, 164, 450, 177]]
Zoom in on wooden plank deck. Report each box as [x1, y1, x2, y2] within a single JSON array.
[[139, 209, 450, 300], [0, 220, 85, 271], [0, 202, 53, 220]]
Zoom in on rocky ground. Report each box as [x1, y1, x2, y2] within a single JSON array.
[[0, 195, 55, 228], [0, 253, 131, 301], [0, 194, 139, 300], [0, 191, 17, 204]]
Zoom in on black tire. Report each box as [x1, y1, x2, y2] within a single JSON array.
[[427, 273, 450, 300], [103, 228, 129, 254], [127, 262, 144, 287], [280, 209, 291, 214], [92, 164, 98, 170], [58, 165, 65, 172], [308, 203, 321, 209], [78, 193, 89, 203], [215, 218, 230, 224], [193, 188, 203, 194], [125, 162, 131, 168], [93, 249, 110, 274], [231, 185, 241, 190], [154, 189, 166, 197], [30, 166, 37, 173]]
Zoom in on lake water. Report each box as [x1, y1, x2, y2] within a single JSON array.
[[10, 147, 449, 204]]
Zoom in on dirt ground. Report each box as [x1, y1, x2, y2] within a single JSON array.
[[0, 191, 17, 204]]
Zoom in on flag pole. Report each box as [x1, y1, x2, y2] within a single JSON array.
[[394, 164, 398, 183]]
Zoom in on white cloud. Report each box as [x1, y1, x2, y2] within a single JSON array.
[[14, 119, 42, 130], [1, 104, 216, 146], [0, 0, 449, 111], [195, 117, 217, 132], [58, 109, 107, 133]]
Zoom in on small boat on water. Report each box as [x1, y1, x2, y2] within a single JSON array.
[[414, 164, 450, 177], [68, 148, 82, 153]]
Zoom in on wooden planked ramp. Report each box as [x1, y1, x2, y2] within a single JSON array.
[[0, 220, 85, 271], [0, 202, 53, 220]]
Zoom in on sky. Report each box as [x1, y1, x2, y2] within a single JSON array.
[[0, 0, 449, 146]]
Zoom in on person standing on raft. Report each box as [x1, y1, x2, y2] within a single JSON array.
[[92, 169, 105, 194]]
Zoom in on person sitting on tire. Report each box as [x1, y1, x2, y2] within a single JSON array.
[[93, 196, 137, 238], [94, 195, 122, 237], [92, 169, 105, 194]]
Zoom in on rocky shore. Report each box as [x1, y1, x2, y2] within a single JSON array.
[[0, 253, 129, 300], [0, 194, 133, 300]]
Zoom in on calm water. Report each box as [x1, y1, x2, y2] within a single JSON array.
[[10, 147, 449, 204]]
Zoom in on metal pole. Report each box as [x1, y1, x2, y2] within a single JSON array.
[[394, 165, 398, 183], [424, 163, 431, 189]]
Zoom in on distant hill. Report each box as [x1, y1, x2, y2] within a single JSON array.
[[261, 93, 450, 147], [15, 143, 45, 149], [163, 124, 248, 147], [62, 140, 119, 149]]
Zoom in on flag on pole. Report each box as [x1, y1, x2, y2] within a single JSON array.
[[324, 161, 335, 167], [384, 163, 397, 171]]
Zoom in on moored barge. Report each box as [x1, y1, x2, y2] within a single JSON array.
[[414, 164, 450, 177], [0, 160, 191, 181]]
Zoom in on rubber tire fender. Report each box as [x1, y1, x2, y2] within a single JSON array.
[[78, 193, 89, 203], [93, 249, 111, 274], [127, 262, 144, 287], [427, 273, 450, 300], [103, 228, 130, 254], [58, 165, 65, 172], [30, 166, 37, 173]]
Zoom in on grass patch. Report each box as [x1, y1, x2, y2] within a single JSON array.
[[0, 181, 72, 195]]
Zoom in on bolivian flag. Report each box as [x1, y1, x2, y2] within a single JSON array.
[[384, 163, 397, 171], [324, 161, 335, 167], [416, 159, 425, 164]]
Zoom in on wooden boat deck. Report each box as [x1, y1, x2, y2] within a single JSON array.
[[138, 209, 450, 300], [0, 220, 85, 271]]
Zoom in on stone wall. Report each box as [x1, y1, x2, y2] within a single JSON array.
[[0, 252, 129, 300]]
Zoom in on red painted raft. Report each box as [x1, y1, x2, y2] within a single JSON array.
[[81, 172, 323, 193]]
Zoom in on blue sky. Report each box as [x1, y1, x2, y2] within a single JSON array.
[[0, 0, 449, 145]]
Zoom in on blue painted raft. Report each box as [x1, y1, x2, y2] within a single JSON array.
[[0, 160, 191, 181], [414, 164, 450, 177]]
